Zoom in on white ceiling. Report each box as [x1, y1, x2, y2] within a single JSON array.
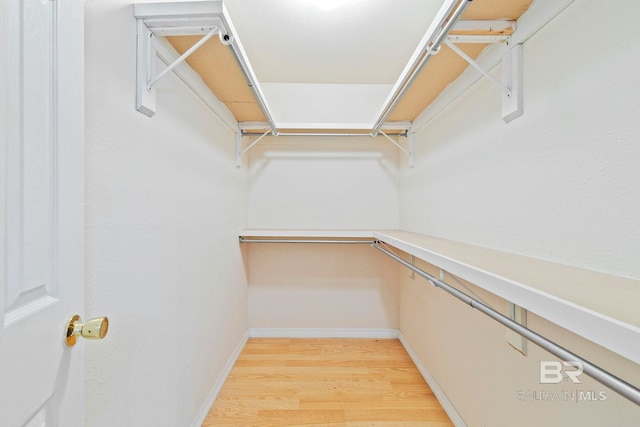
[[224, 0, 445, 85], [222, 0, 447, 129]]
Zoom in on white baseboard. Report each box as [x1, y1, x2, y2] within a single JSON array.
[[191, 330, 249, 427], [248, 327, 399, 339], [398, 331, 467, 427]]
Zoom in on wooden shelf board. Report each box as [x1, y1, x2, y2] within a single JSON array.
[[167, 36, 267, 122], [164, 0, 536, 129]]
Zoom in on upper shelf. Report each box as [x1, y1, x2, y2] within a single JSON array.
[[239, 228, 640, 365], [239, 229, 375, 239], [134, 0, 561, 135]]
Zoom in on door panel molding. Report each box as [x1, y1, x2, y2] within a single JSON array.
[[4, 0, 59, 327], [1, 0, 85, 425]]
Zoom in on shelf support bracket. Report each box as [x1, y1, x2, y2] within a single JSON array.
[[234, 132, 242, 169], [136, 20, 156, 117], [444, 39, 512, 96], [379, 130, 415, 169], [235, 129, 272, 168], [136, 23, 231, 118], [407, 130, 415, 169], [501, 44, 524, 123], [146, 26, 224, 90], [444, 39, 523, 123]]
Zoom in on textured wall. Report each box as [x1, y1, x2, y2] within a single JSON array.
[[248, 243, 399, 330], [246, 136, 401, 330], [248, 136, 400, 230], [84, 1, 248, 425], [401, 1, 640, 280], [399, 0, 640, 425]]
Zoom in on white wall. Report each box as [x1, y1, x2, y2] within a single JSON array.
[[401, 1, 640, 279], [246, 136, 401, 331], [82, 0, 640, 424], [248, 136, 400, 230], [400, 265, 640, 427], [84, 1, 248, 426], [400, 1, 640, 425], [248, 243, 399, 330]]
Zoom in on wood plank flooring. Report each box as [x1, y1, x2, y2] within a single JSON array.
[[203, 338, 453, 427]]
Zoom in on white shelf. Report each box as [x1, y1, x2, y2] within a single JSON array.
[[239, 229, 376, 239], [239, 228, 640, 364], [374, 230, 640, 365]]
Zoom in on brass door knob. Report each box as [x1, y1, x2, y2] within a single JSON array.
[[65, 315, 109, 347]]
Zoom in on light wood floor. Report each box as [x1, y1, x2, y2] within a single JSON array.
[[203, 338, 453, 427]]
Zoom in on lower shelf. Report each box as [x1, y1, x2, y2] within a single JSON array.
[[239, 228, 640, 365]]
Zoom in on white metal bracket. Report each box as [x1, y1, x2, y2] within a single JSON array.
[[445, 38, 524, 123], [235, 130, 272, 169], [444, 39, 512, 97], [146, 26, 230, 91], [379, 130, 415, 169], [136, 20, 156, 117], [506, 301, 528, 355], [501, 44, 524, 123], [407, 131, 415, 169], [134, 1, 233, 118], [135, 21, 230, 117], [234, 132, 242, 169]]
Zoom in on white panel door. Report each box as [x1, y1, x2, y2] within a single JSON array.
[[0, 0, 86, 426]]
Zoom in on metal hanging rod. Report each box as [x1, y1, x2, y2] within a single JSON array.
[[240, 131, 408, 138], [235, 128, 413, 168], [238, 122, 412, 138], [236, 126, 414, 168], [239, 237, 375, 244], [371, 0, 473, 136], [371, 242, 640, 407]]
